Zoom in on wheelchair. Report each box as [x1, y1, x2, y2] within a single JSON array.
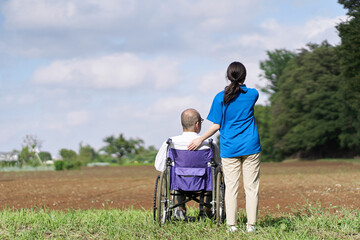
[[153, 138, 226, 225]]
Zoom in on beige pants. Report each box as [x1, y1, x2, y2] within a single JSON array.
[[222, 152, 261, 226]]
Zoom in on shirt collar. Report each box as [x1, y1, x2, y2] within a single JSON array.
[[240, 84, 248, 93], [181, 132, 200, 136]]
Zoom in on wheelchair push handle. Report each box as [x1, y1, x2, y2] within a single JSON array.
[[208, 138, 218, 167], [166, 138, 173, 167]]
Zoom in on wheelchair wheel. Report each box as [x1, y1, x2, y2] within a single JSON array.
[[153, 175, 160, 221], [156, 171, 169, 224], [216, 171, 226, 224]]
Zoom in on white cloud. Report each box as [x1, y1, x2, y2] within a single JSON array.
[[1, 0, 262, 58], [44, 122, 68, 135], [66, 110, 89, 126], [238, 15, 345, 51], [304, 17, 340, 38], [2, 0, 136, 30], [96, 95, 211, 150], [2, 94, 37, 106], [1, 0, 345, 62], [2, 0, 257, 31], [31, 53, 180, 89], [197, 71, 227, 93], [0, 124, 19, 145], [139, 96, 203, 121], [153, 96, 200, 114], [261, 18, 282, 32]]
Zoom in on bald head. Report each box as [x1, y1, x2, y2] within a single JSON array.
[[181, 108, 202, 132]]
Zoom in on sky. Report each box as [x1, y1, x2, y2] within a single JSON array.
[[0, 0, 347, 157]]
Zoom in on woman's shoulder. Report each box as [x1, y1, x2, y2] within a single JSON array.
[[214, 90, 225, 98], [246, 87, 259, 96], [212, 90, 225, 102]]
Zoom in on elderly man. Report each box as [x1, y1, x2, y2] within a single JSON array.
[[155, 108, 220, 219]]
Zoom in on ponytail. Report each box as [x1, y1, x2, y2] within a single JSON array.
[[223, 62, 246, 105]]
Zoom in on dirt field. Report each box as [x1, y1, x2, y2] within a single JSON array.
[[0, 161, 359, 215]]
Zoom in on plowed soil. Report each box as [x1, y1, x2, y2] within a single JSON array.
[[0, 161, 359, 215]]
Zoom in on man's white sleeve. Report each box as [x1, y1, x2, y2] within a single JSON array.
[[154, 141, 168, 172]]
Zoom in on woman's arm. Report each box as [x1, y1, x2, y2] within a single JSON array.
[[188, 123, 220, 150]]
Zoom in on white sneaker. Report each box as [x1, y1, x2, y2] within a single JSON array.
[[246, 223, 255, 233], [227, 225, 238, 232]]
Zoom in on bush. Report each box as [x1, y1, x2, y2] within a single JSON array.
[[28, 157, 41, 167], [64, 160, 82, 170], [54, 160, 82, 171], [54, 160, 65, 171], [39, 152, 52, 161], [94, 154, 118, 164]]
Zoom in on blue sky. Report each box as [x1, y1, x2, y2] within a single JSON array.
[[0, 0, 347, 157]]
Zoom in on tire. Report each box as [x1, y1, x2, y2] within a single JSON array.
[[156, 171, 168, 224], [153, 175, 160, 221], [216, 171, 226, 224]]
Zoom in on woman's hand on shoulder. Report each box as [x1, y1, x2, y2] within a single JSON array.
[[187, 137, 203, 151]]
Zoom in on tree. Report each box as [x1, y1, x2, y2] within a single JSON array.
[[259, 49, 296, 96], [78, 143, 97, 165], [336, 0, 360, 154], [257, 49, 295, 161], [101, 134, 144, 164], [338, 0, 360, 14], [270, 42, 344, 158], [38, 152, 52, 161], [18, 146, 35, 166], [59, 148, 81, 170], [254, 105, 282, 161], [125, 145, 158, 164], [23, 134, 43, 152], [255, 0, 360, 160], [59, 149, 77, 161], [18, 135, 43, 166]]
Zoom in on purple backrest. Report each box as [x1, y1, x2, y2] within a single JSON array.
[[168, 148, 213, 191]]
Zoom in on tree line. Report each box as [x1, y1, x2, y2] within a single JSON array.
[[254, 0, 359, 161], [56, 133, 157, 170], [11, 134, 157, 170]]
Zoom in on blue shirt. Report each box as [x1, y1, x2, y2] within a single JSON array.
[[207, 84, 262, 158]]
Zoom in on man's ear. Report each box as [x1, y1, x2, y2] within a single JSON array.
[[195, 122, 200, 133]]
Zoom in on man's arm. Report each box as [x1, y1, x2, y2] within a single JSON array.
[[154, 141, 168, 172]]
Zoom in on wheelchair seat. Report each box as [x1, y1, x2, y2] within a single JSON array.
[[169, 148, 213, 192]]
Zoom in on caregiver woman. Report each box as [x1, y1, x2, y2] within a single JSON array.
[[188, 61, 261, 233]]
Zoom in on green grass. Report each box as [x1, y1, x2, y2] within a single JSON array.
[[0, 204, 359, 239], [281, 158, 360, 164], [316, 158, 360, 164]]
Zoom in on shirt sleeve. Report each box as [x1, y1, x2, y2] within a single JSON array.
[[207, 94, 223, 125], [154, 141, 167, 172], [254, 89, 259, 102]]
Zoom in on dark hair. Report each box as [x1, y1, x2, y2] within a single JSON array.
[[223, 62, 246, 105]]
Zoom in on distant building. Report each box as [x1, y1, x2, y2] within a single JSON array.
[[0, 152, 19, 162]]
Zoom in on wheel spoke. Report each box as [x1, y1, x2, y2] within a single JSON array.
[[156, 172, 168, 224], [216, 172, 226, 224]]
